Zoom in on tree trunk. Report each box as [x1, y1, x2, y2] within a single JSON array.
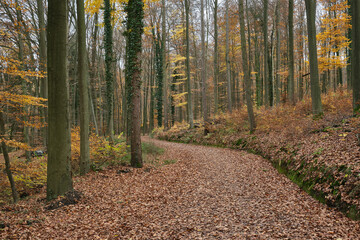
[[288, 0, 295, 104], [347, 0, 352, 90], [47, 0, 73, 200], [154, 30, 163, 128], [77, 0, 90, 175], [104, 0, 114, 142], [0, 112, 19, 203], [213, 0, 219, 115], [305, 0, 323, 115], [90, 12, 99, 135], [201, 0, 208, 123], [239, 0, 256, 133], [254, 32, 262, 106], [162, 0, 169, 130], [185, 0, 194, 128], [275, 0, 281, 105], [15, 0, 31, 162], [352, 0, 360, 113], [263, 0, 269, 107], [225, 0, 232, 112], [37, 0, 47, 146], [125, 0, 144, 167]]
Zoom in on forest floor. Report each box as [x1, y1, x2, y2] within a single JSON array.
[[1, 137, 360, 239]]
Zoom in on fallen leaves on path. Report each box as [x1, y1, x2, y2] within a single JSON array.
[[1, 137, 359, 239]]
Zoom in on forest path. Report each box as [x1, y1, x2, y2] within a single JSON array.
[[1, 137, 360, 239]]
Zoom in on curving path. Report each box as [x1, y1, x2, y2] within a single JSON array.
[[1, 137, 359, 239]]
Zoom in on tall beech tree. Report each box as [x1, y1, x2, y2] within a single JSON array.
[[275, 0, 281, 105], [352, 0, 360, 113], [201, 0, 208, 123], [225, 0, 232, 112], [263, 0, 270, 107], [288, 0, 295, 104], [77, 0, 90, 175], [238, 0, 256, 133], [47, 0, 73, 200], [185, 0, 194, 128], [305, 0, 322, 116], [213, 0, 219, 114], [37, 0, 47, 145], [125, 0, 144, 167]]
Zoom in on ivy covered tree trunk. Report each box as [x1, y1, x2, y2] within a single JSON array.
[[162, 0, 168, 130], [125, 0, 144, 168], [352, 0, 360, 113], [239, 0, 256, 133], [171, 68, 178, 126], [305, 0, 323, 115], [77, 0, 90, 175], [104, 0, 114, 142], [47, 0, 73, 200], [154, 31, 163, 128], [347, 0, 352, 90]]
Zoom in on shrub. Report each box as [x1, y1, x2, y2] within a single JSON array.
[[71, 127, 127, 172]]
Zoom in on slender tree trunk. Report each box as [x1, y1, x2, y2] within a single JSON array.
[[225, 0, 232, 112], [254, 32, 262, 106], [37, 0, 47, 146], [47, 0, 73, 200], [0, 112, 19, 203], [185, 0, 194, 128], [125, 0, 144, 167], [239, 0, 256, 132], [299, 9, 305, 100], [90, 12, 99, 135], [305, 0, 323, 115], [352, 0, 360, 113], [263, 0, 269, 107], [275, 0, 281, 105], [201, 0, 208, 123], [77, 0, 90, 175], [171, 69, 177, 126], [347, 0, 352, 90], [162, 0, 169, 130], [149, 46, 155, 132], [213, 0, 219, 115], [15, 0, 31, 162]]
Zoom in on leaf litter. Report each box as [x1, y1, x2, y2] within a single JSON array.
[[1, 137, 360, 239]]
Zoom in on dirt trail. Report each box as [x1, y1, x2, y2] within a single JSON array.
[[1, 137, 360, 239]]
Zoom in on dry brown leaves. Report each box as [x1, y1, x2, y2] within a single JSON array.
[[1, 137, 359, 239]]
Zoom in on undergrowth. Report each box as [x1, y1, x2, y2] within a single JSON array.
[[0, 130, 128, 204]]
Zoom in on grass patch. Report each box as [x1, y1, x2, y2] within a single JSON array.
[[163, 159, 177, 165], [142, 142, 164, 156]]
